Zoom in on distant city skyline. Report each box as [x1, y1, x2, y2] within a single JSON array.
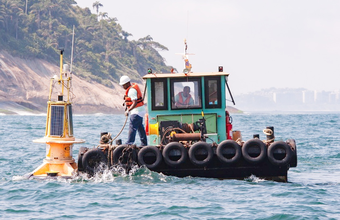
[[77, 0, 340, 95], [233, 87, 340, 111]]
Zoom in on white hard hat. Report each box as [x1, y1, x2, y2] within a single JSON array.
[[119, 75, 131, 85]]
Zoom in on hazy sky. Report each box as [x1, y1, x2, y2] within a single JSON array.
[[77, 0, 340, 95]]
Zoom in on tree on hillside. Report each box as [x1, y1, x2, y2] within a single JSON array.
[[0, 0, 172, 84], [99, 12, 108, 20], [92, 1, 103, 15], [29, 2, 43, 29], [0, 0, 18, 33], [13, 3, 25, 39], [121, 30, 132, 42], [0, 0, 26, 39], [107, 17, 118, 23], [137, 35, 168, 51]]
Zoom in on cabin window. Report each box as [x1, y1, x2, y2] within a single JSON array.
[[205, 76, 221, 108], [151, 78, 168, 110], [170, 78, 202, 109]]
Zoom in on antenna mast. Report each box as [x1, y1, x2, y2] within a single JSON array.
[[70, 25, 75, 73]]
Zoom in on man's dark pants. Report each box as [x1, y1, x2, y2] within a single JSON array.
[[126, 114, 147, 146]]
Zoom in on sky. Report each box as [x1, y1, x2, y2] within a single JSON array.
[[77, 0, 340, 95]]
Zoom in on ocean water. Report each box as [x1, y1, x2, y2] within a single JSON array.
[[1, 113, 340, 219]]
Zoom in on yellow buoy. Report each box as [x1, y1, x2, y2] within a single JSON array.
[[31, 49, 85, 178]]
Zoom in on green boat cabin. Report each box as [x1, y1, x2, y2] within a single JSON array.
[[143, 71, 231, 146]]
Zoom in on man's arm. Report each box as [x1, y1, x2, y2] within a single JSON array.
[[127, 100, 137, 112]]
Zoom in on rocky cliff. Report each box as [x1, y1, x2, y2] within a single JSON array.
[[0, 50, 241, 115], [0, 50, 131, 114]]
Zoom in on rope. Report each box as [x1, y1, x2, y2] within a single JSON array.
[[188, 123, 194, 133], [160, 127, 187, 146], [263, 129, 275, 143], [263, 138, 275, 144], [108, 146, 113, 167], [104, 115, 133, 173], [110, 114, 129, 144], [263, 128, 273, 136], [235, 138, 243, 146]]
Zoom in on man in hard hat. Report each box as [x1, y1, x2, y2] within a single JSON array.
[[120, 75, 147, 146], [175, 86, 194, 107]]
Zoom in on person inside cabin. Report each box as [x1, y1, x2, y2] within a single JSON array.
[[119, 75, 147, 147], [175, 86, 194, 107]]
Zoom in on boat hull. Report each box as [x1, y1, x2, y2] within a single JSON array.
[[152, 158, 289, 182], [79, 140, 297, 182]]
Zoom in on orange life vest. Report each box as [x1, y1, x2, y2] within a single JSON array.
[[124, 83, 144, 108], [178, 92, 192, 105]]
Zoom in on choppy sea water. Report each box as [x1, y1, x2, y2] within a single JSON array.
[[1, 112, 340, 219]]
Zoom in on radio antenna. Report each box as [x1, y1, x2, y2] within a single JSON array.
[[70, 25, 75, 73], [186, 10, 189, 40]]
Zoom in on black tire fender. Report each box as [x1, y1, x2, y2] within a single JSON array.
[[77, 147, 88, 172], [138, 146, 162, 170], [82, 148, 107, 175], [286, 139, 297, 167], [216, 140, 241, 164], [188, 142, 214, 167], [267, 141, 293, 166], [242, 139, 267, 164], [112, 144, 127, 164], [162, 142, 188, 167]]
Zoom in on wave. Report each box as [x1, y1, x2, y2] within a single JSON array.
[[244, 174, 266, 183], [12, 165, 172, 184]]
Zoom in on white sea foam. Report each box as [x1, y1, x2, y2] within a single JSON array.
[[244, 174, 266, 183]]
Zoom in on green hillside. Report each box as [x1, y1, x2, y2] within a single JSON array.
[[0, 0, 172, 85]]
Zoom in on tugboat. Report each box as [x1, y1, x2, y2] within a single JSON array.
[[78, 41, 297, 182]]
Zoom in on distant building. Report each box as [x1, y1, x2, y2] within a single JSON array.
[[330, 90, 340, 103], [273, 91, 302, 105], [234, 88, 340, 112], [302, 90, 314, 104], [314, 91, 330, 104]]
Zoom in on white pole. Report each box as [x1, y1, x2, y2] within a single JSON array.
[[25, 0, 28, 14], [70, 25, 75, 73]]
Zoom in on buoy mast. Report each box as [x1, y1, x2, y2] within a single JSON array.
[[31, 49, 85, 178]]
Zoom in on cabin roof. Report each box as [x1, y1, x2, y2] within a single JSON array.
[[142, 72, 229, 79]]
